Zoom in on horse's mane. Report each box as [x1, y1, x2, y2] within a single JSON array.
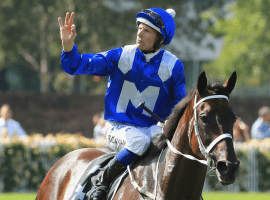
[[153, 81, 230, 150]]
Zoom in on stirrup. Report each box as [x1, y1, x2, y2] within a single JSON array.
[[86, 185, 107, 200]]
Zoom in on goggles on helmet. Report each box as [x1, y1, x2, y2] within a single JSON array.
[[138, 9, 168, 39]]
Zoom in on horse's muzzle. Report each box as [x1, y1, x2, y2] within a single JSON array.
[[216, 159, 240, 185]]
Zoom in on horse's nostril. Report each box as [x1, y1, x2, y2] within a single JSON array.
[[217, 160, 240, 176], [217, 161, 228, 175]]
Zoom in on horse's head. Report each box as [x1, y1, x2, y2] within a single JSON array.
[[190, 71, 240, 185]]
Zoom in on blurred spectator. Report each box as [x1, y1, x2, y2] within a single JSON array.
[[251, 106, 270, 140], [0, 104, 27, 138], [233, 117, 250, 142], [92, 112, 100, 127], [93, 112, 107, 145]]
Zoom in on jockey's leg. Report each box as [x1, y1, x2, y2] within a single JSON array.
[[89, 121, 163, 200], [105, 121, 163, 155], [90, 148, 138, 200]]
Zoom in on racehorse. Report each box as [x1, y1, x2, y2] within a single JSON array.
[[36, 71, 240, 200]]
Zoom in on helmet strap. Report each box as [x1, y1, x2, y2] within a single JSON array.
[[141, 33, 163, 54]]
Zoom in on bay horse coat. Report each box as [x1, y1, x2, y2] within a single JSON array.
[[37, 71, 240, 200]]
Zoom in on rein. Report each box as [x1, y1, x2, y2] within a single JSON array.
[[167, 94, 233, 168]]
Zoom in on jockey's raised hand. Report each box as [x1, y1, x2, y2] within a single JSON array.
[[58, 12, 77, 52]]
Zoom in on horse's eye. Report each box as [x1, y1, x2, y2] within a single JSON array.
[[199, 114, 208, 123]]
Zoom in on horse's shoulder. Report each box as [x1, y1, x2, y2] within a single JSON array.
[[132, 145, 164, 175], [115, 146, 164, 199]]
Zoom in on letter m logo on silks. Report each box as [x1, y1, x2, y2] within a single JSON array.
[[116, 80, 160, 117]]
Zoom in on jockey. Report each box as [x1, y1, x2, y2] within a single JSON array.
[[59, 8, 186, 200]]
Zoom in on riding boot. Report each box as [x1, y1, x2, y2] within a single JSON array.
[[90, 156, 125, 200]]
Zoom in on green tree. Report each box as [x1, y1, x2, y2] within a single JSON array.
[[202, 0, 270, 86], [0, 0, 137, 93], [0, 0, 228, 93], [0, 0, 67, 92]]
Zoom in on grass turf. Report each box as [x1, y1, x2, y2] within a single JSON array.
[[203, 192, 270, 200], [0, 193, 37, 200]]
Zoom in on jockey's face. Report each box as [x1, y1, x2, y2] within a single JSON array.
[[136, 23, 159, 52]]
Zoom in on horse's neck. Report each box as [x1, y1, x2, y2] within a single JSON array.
[[158, 147, 207, 199], [129, 106, 207, 199], [158, 110, 207, 199], [129, 140, 206, 199]]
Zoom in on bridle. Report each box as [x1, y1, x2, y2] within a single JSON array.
[[128, 94, 234, 200], [166, 94, 233, 168]]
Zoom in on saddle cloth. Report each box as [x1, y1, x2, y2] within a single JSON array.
[[69, 152, 129, 200]]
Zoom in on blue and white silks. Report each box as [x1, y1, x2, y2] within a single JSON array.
[[61, 44, 186, 127]]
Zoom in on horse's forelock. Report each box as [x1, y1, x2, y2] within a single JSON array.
[[206, 81, 230, 97]]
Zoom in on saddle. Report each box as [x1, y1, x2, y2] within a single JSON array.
[[68, 148, 204, 200], [69, 152, 129, 200]]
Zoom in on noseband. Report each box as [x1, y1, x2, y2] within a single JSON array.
[[166, 94, 233, 168]]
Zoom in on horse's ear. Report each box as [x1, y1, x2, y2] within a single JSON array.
[[223, 71, 237, 94], [197, 71, 207, 96]]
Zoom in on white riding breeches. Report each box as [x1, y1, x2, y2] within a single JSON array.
[[105, 121, 163, 156]]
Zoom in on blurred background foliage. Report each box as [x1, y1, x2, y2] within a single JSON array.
[[0, 0, 233, 94], [0, 133, 100, 192], [202, 0, 270, 86]]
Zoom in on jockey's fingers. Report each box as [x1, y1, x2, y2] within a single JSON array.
[[69, 12, 75, 26], [58, 17, 63, 28], [71, 24, 76, 33], [65, 12, 70, 26], [65, 12, 69, 25], [71, 24, 77, 38]]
